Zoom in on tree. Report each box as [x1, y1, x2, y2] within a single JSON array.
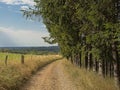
[[23, 0, 120, 88]]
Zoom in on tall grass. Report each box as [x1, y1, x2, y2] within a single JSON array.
[[0, 53, 62, 90], [62, 59, 117, 90]]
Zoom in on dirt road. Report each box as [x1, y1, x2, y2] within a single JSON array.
[[21, 60, 77, 90]]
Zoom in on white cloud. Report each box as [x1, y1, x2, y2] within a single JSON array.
[[0, 0, 35, 6], [0, 27, 53, 47], [20, 5, 29, 10]]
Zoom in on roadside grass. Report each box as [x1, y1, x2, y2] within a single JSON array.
[[0, 53, 62, 90], [62, 59, 117, 90]]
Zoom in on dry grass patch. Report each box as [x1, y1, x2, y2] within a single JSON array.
[[0, 53, 62, 90], [62, 59, 117, 90]]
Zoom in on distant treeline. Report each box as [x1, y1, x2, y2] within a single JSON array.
[[0, 46, 60, 55]]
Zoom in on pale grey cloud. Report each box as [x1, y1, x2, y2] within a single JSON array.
[[0, 27, 53, 47]]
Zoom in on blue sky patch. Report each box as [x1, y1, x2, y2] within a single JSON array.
[[0, 1, 53, 47]]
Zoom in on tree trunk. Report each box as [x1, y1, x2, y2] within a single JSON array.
[[87, 53, 92, 70], [110, 61, 112, 77], [112, 43, 120, 89], [79, 52, 82, 67], [87, 53, 91, 70], [105, 59, 108, 77], [102, 59, 105, 77], [93, 59, 96, 72], [70, 56, 73, 64], [95, 60, 98, 72], [71, 54, 75, 64], [73, 55, 76, 65], [75, 54, 79, 66], [98, 60, 103, 76], [114, 62, 120, 89], [76, 53, 81, 67], [90, 53, 93, 69], [85, 52, 88, 69], [112, 62, 114, 77], [75, 54, 77, 65]]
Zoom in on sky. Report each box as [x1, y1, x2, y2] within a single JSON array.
[[0, 0, 54, 47]]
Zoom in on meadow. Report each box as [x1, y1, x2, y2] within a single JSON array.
[[0, 53, 62, 90]]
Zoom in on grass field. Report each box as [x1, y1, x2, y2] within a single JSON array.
[[62, 59, 117, 90], [0, 53, 62, 90]]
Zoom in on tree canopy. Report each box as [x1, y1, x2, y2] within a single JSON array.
[[23, 0, 120, 88], [23, 0, 120, 59]]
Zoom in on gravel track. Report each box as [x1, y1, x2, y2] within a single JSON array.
[[21, 60, 77, 90]]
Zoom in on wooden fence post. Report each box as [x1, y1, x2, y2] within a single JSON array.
[[21, 55, 24, 64], [5, 55, 8, 66]]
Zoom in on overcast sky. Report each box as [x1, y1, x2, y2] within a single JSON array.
[[0, 0, 54, 47]]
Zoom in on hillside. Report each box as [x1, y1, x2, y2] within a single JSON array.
[[0, 46, 60, 54]]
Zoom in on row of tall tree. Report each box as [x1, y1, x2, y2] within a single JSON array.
[[23, 0, 120, 89]]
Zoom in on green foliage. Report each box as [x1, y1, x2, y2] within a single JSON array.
[[23, 0, 120, 61]]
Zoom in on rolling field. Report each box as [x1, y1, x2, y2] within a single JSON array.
[[0, 53, 62, 90]]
